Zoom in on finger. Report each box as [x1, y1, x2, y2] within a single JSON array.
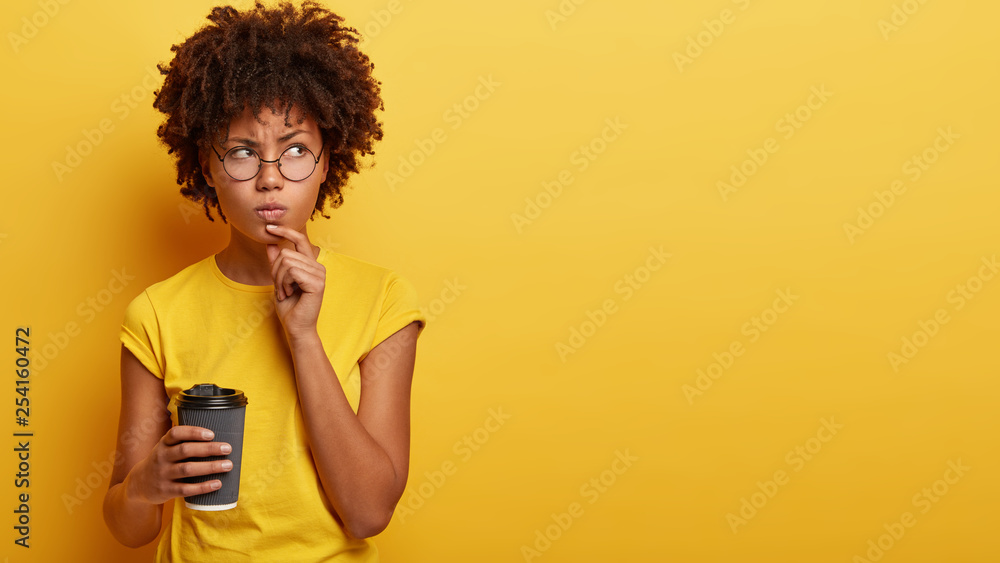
[[270, 251, 323, 288], [276, 267, 323, 299], [163, 425, 216, 446], [283, 272, 300, 300], [268, 252, 291, 301], [269, 249, 287, 300], [172, 458, 234, 481], [168, 439, 233, 462], [266, 243, 280, 266], [271, 253, 323, 301], [275, 266, 298, 301], [177, 479, 224, 497], [264, 224, 315, 258], [269, 247, 323, 274]]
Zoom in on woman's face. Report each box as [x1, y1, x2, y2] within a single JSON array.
[[200, 104, 329, 246]]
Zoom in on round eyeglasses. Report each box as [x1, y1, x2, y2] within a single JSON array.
[[210, 141, 324, 182]]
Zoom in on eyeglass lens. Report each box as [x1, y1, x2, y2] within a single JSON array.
[[223, 146, 317, 181]]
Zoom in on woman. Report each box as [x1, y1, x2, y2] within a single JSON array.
[[102, 2, 425, 560]]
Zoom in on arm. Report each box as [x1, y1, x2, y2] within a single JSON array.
[[103, 345, 234, 547], [287, 323, 419, 539], [265, 224, 419, 538]]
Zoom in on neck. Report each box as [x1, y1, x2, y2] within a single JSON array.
[[216, 238, 273, 286]]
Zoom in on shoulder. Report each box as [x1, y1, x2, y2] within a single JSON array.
[[320, 247, 389, 275], [320, 248, 411, 290], [322, 249, 426, 351], [319, 248, 422, 315], [124, 254, 217, 311]]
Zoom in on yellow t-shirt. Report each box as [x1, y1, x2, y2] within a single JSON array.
[[119, 247, 425, 562]]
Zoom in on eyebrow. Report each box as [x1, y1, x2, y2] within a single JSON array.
[[226, 130, 309, 147]]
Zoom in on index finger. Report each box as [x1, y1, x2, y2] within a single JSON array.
[[264, 224, 315, 259], [163, 425, 216, 445]]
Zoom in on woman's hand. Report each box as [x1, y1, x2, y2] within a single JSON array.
[[123, 426, 233, 506], [265, 224, 326, 339]]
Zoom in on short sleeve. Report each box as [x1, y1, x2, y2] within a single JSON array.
[[119, 290, 164, 379], [371, 272, 426, 351]]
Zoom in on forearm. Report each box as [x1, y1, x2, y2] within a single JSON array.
[[287, 330, 402, 536], [103, 476, 162, 548]]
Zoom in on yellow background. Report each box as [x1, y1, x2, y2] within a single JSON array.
[[2, 0, 999, 561]]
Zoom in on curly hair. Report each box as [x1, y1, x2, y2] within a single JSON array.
[[153, 1, 384, 222]]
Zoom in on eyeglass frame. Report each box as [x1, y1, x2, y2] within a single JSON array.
[[208, 138, 327, 182]]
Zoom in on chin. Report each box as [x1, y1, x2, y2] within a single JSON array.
[[260, 225, 285, 241]]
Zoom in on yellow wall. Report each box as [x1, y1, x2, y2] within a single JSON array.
[[2, 0, 998, 561]]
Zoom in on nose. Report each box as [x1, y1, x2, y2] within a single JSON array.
[[256, 157, 284, 191]]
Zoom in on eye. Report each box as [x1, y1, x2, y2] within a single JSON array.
[[229, 147, 256, 160], [284, 145, 308, 158]]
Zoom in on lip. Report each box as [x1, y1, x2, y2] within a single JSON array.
[[255, 203, 287, 222]]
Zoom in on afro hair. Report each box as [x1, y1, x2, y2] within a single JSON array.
[[153, 1, 384, 221]]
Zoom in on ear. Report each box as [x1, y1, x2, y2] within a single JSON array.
[[198, 145, 217, 188], [318, 147, 330, 183]]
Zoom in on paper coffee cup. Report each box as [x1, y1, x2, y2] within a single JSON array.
[[175, 384, 248, 511]]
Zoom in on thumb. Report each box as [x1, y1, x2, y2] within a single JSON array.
[[266, 244, 279, 265]]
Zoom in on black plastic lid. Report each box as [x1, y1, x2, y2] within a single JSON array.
[[175, 383, 248, 409]]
